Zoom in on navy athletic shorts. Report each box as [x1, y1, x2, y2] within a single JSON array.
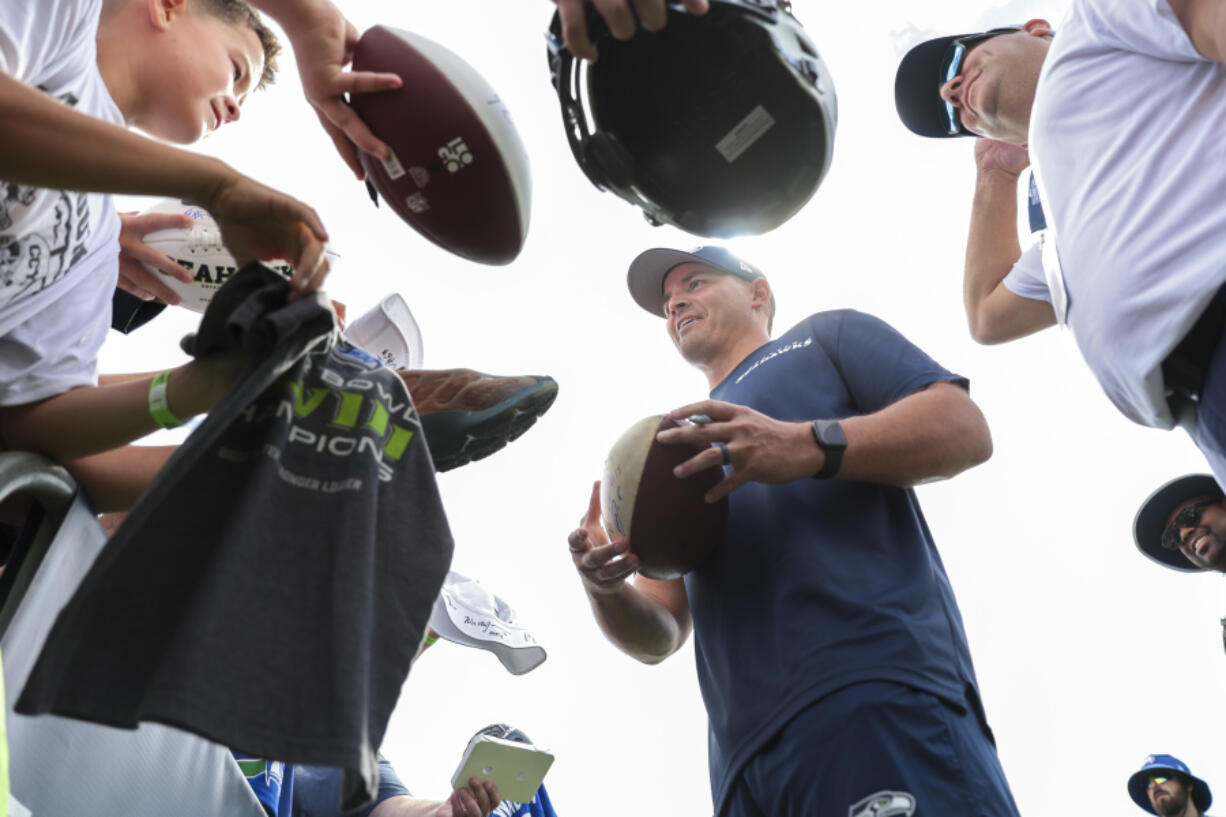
[[723, 681, 1020, 817]]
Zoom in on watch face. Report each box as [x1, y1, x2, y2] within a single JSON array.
[[811, 419, 845, 479], [817, 420, 846, 449]]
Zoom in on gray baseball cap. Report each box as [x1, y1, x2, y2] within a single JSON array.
[[627, 245, 768, 317]]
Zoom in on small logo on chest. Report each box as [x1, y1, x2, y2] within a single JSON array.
[[733, 337, 813, 385]]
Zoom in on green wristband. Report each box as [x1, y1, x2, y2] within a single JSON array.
[[148, 370, 184, 429]]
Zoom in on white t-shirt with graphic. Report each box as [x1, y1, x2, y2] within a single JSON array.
[[0, 0, 123, 405], [1020, 0, 1226, 431]]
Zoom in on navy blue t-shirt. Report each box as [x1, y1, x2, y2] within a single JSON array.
[[692, 310, 980, 815]]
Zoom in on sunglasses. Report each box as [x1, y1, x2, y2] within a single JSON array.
[[1148, 776, 1172, 788], [1161, 499, 1221, 551], [939, 27, 1022, 135]]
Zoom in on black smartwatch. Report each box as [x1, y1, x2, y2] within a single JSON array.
[[810, 419, 846, 479]]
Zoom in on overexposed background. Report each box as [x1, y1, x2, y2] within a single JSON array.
[[107, 0, 1224, 814]]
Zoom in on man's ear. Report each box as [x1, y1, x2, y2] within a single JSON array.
[[147, 0, 190, 31], [1022, 18, 1054, 38], [750, 277, 771, 310]]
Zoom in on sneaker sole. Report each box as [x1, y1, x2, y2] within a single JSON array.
[[421, 377, 559, 471]]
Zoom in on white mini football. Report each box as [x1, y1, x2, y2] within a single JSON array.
[[138, 198, 340, 313]]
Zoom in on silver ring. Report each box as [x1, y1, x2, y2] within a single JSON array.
[[715, 441, 731, 466]]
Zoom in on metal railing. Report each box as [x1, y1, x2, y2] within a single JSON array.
[[0, 452, 76, 637]]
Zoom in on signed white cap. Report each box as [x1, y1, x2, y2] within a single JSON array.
[[343, 293, 424, 370], [428, 571, 547, 675]]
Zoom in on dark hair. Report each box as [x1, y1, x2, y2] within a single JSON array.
[[194, 0, 280, 90]]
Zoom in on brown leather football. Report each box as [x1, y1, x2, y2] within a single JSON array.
[[351, 26, 531, 265], [601, 415, 727, 579]]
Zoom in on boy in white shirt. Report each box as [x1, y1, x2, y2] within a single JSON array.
[[0, 0, 559, 511], [0, 0, 332, 491]]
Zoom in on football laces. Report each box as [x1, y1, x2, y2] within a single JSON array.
[[185, 223, 226, 255]]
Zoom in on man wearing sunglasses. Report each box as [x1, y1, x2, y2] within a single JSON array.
[[1127, 754, 1213, 817], [893, 3, 1226, 489], [1135, 474, 1226, 573]]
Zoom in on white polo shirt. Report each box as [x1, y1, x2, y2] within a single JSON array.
[[1005, 0, 1226, 431]]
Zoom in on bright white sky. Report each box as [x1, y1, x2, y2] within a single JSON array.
[[106, 0, 1225, 814]]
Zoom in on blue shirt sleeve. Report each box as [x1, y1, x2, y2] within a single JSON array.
[[291, 756, 411, 817], [811, 310, 968, 415]]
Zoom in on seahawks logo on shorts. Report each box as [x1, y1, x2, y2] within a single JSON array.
[[849, 790, 916, 817]]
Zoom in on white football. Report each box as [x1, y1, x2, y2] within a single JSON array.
[[138, 198, 340, 313]]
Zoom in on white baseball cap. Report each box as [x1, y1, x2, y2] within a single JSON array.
[[428, 571, 546, 675], [343, 293, 423, 370]]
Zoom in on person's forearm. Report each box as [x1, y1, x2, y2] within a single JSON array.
[[586, 583, 687, 664], [964, 168, 1024, 341], [63, 445, 176, 512], [98, 371, 162, 387], [369, 796, 443, 817], [0, 363, 225, 462], [0, 72, 234, 204], [833, 383, 992, 488]]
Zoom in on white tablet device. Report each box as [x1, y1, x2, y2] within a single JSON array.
[[450, 734, 555, 804]]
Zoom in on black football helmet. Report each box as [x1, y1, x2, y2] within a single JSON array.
[[547, 0, 837, 237]]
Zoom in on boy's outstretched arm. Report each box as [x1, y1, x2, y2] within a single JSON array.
[[0, 72, 329, 296], [0, 354, 241, 466], [64, 445, 178, 513]]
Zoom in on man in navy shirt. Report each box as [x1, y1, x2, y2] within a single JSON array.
[[567, 246, 1020, 817]]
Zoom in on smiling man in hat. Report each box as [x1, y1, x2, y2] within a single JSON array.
[[893, 2, 1226, 488], [1134, 474, 1226, 573], [566, 245, 1019, 817], [1129, 755, 1214, 817]]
